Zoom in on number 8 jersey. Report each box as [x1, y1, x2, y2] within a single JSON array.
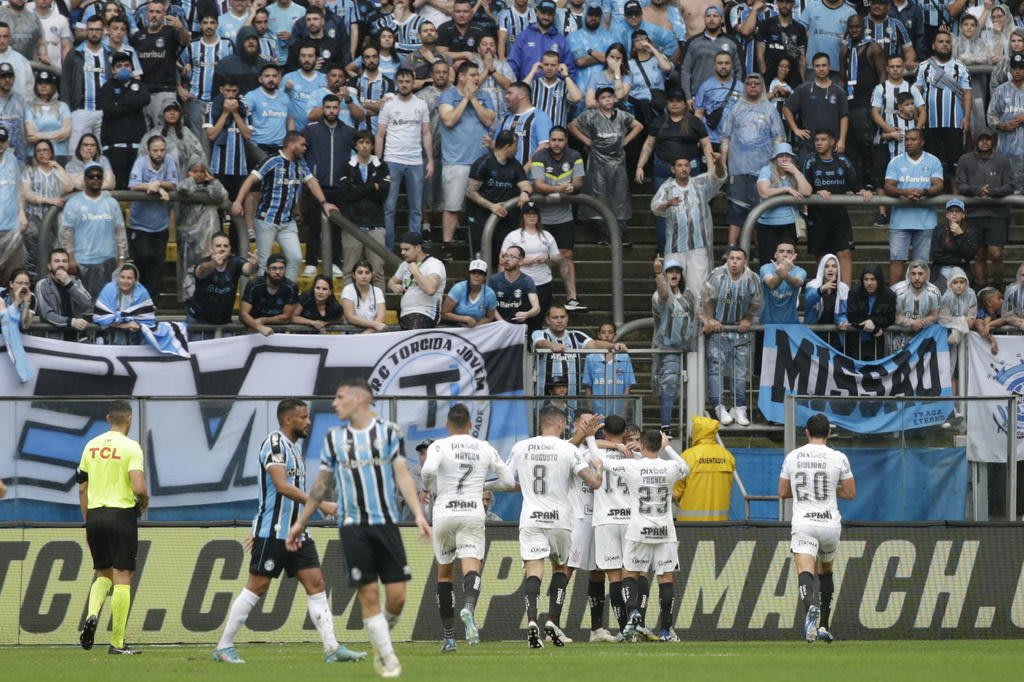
[[780, 443, 852, 528], [508, 435, 590, 531]]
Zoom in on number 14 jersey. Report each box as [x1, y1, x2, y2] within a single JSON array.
[[780, 443, 852, 528]]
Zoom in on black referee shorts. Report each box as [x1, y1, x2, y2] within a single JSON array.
[[339, 524, 411, 587], [249, 536, 321, 579], [85, 507, 138, 571]]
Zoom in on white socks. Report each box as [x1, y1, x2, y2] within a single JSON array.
[[307, 591, 339, 654], [384, 609, 401, 630], [217, 588, 260, 650], [365, 612, 394, 660]]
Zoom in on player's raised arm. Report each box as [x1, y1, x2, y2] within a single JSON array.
[[488, 456, 515, 491]]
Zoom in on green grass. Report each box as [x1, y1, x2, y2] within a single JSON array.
[[2, 640, 1021, 681]]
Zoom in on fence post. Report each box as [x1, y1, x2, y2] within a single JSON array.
[[1008, 396, 1017, 522]]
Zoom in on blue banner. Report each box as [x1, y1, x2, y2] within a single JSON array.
[[730, 447, 967, 521], [757, 324, 953, 432]]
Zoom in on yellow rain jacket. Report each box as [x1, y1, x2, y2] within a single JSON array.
[[672, 416, 735, 521]]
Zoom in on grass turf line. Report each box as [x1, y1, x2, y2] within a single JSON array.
[[1, 641, 1022, 681]]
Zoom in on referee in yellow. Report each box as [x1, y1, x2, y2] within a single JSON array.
[[76, 400, 148, 655]]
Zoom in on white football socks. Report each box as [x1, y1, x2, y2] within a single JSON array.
[[217, 588, 260, 650], [307, 591, 339, 654]]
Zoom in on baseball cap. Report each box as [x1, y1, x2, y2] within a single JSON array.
[[36, 70, 57, 83], [771, 141, 794, 159], [163, 101, 182, 111], [111, 51, 133, 65], [415, 439, 433, 452], [667, 88, 686, 100], [946, 198, 965, 211], [630, 29, 649, 41], [586, 4, 603, 15], [469, 259, 488, 273], [548, 374, 568, 386], [537, 0, 556, 11], [521, 200, 539, 214], [976, 128, 996, 140], [399, 230, 425, 246], [0, 63, 13, 77], [624, 0, 642, 14], [595, 85, 616, 98], [266, 254, 287, 268], [663, 258, 683, 273], [83, 161, 104, 175], [1012, 52, 1024, 68]]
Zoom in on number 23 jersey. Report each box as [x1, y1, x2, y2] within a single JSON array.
[[779, 444, 853, 528], [508, 435, 589, 531], [604, 457, 689, 544]]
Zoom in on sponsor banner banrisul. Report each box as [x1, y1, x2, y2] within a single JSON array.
[[3, 524, 1024, 644]]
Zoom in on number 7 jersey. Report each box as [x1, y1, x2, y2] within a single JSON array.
[[508, 435, 590, 531], [779, 443, 853, 528], [421, 434, 513, 520]]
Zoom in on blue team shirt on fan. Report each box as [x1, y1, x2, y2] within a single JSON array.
[[885, 151, 943, 231], [446, 280, 497, 321], [438, 88, 494, 166], [244, 87, 291, 146], [284, 69, 327, 131]]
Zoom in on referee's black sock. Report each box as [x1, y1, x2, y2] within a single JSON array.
[[621, 576, 639, 615], [587, 578, 605, 631], [658, 581, 675, 631], [547, 572, 569, 626], [437, 581, 455, 640], [523, 575, 542, 623], [819, 572, 835, 629], [609, 580, 626, 630], [463, 571, 481, 613], [798, 571, 817, 615], [637, 575, 650, 625]]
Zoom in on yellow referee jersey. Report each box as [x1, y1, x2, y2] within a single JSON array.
[[77, 431, 144, 509]]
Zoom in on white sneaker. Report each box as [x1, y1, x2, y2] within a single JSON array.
[[714, 404, 734, 426], [731, 406, 750, 426], [374, 653, 402, 678], [589, 627, 617, 642], [332, 264, 343, 278], [302, 265, 317, 277]]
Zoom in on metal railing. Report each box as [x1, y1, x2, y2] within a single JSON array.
[[739, 193, 1024, 259]]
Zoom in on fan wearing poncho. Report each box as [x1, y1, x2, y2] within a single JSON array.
[[93, 263, 189, 356]]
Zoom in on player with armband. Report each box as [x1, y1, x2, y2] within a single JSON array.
[[778, 413, 856, 643], [421, 403, 515, 653]]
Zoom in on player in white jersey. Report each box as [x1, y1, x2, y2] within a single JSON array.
[[778, 413, 856, 644], [565, 410, 616, 643], [588, 414, 634, 639], [592, 430, 689, 642], [421, 403, 514, 653], [504, 405, 603, 649]]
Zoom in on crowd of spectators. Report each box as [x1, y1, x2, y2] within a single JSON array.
[[3, 0, 1024, 427]]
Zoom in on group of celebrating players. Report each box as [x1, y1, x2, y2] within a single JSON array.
[[75, 382, 856, 677]]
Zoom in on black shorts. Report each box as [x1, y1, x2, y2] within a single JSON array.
[[806, 213, 855, 257], [86, 507, 138, 571], [250, 536, 321, 578], [339, 524, 411, 587], [545, 221, 576, 251], [969, 217, 1008, 248]]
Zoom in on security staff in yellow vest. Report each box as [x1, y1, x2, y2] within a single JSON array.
[[671, 415, 735, 522], [76, 399, 148, 655]]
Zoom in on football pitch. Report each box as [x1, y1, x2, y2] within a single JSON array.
[[2, 640, 1020, 681]]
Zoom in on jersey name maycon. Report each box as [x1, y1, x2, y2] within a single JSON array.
[[423, 434, 507, 520]]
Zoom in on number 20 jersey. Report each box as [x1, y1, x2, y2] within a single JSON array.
[[779, 443, 852, 528], [508, 435, 588, 531]]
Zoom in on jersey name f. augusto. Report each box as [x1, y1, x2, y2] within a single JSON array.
[[508, 435, 588, 530]]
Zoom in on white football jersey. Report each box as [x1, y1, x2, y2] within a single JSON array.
[[567, 444, 595, 520], [508, 435, 589, 530], [780, 443, 852, 528], [592, 447, 632, 526], [422, 434, 512, 520], [604, 456, 689, 544]]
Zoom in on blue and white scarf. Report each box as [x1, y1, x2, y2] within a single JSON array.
[[94, 281, 190, 358], [0, 303, 32, 382]]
